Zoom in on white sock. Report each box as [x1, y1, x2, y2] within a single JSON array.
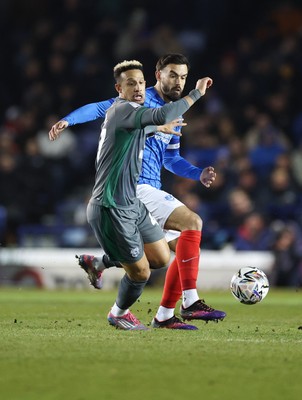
[[155, 306, 175, 322], [110, 302, 129, 317], [182, 289, 199, 309]]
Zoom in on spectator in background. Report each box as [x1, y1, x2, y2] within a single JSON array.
[[0, 151, 25, 244], [291, 140, 302, 189], [176, 163, 232, 250], [291, 111, 302, 147], [223, 188, 255, 243], [227, 138, 251, 178], [236, 167, 263, 208], [264, 165, 299, 221], [227, 188, 255, 226], [37, 115, 77, 160], [113, 8, 150, 60], [20, 136, 54, 223], [150, 24, 184, 57], [270, 222, 302, 287], [37, 115, 77, 201], [234, 212, 273, 251], [244, 112, 289, 177]]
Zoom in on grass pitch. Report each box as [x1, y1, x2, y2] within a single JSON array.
[[0, 288, 301, 400]]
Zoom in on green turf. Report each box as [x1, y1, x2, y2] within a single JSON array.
[[0, 288, 301, 400]]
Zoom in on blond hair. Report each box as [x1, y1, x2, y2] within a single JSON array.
[[113, 60, 143, 81]]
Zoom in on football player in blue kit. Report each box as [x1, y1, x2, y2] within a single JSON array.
[[49, 54, 226, 329]]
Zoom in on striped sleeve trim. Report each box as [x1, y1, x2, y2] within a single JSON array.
[[167, 143, 180, 150]]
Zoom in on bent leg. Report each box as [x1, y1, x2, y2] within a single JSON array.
[[112, 254, 150, 315], [160, 258, 181, 308], [161, 206, 202, 309], [165, 205, 203, 232], [108, 255, 152, 330], [144, 237, 170, 269]]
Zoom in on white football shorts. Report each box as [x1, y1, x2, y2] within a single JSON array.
[[136, 184, 183, 243]]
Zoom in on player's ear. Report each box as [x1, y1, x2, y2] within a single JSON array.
[[115, 83, 122, 94], [155, 70, 160, 81]]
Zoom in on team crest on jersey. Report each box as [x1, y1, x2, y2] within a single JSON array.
[[130, 247, 140, 258], [165, 194, 175, 201]]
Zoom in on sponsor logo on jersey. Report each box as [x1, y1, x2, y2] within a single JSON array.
[[154, 132, 171, 144]]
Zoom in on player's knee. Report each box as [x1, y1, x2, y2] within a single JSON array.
[[182, 212, 203, 231], [150, 251, 170, 269], [128, 268, 151, 282]]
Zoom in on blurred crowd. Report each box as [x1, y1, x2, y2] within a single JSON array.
[[0, 0, 302, 286]]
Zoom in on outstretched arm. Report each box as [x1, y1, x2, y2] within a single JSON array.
[[162, 101, 216, 186], [140, 77, 213, 128], [157, 118, 186, 136], [164, 148, 203, 181], [164, 147, 216, 188], [144, 119, 186, 136], [49, 99, 115, 141]]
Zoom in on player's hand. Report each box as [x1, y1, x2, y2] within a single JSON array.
[[49, 120, 69, 141], [195, 77, 213, 96], [200, 166, 216, 188], [157, 118, 187, 136]]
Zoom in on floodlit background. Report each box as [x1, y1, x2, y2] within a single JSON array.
[[0, 0, 302, 288]]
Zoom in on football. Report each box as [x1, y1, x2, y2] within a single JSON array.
[[230, 266, 269, 305]]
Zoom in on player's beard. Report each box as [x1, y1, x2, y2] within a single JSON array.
[[162, 84, 183, 102]]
